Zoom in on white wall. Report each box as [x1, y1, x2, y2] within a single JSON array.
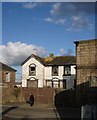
[[45, 66, 52, 79], [58, 66, 64, 79], [71, 65, 76, 74], [22, 57, 44, 87], [22, 57, 76, 89], [45, 66, 64, 80], [44, 65, 76, 89]]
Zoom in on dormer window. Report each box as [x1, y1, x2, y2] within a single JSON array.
[[29, 64, 36, 76]]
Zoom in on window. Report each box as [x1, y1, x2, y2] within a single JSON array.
[[27, 77, 38, 87], [29, 64, 36, 76], [6, 72, 10, 82], [52, 78, 59, 88], [27, 80, 37, 87], [52, 66, 58, 76], [64, 65, 71, 75]]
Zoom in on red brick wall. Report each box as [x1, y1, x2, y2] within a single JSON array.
[[2, 87, 55, 105], [22, 87, 55, 105], [2, 86, 22, 103]]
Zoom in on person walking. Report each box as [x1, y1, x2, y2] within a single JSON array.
[[29, 94, 34, 106]]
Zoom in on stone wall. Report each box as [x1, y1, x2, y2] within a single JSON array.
[[74, 39, 97, 105], [76, 40, 97, 68]]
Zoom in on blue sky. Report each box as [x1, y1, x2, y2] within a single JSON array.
[[1, 2, 96, 81]]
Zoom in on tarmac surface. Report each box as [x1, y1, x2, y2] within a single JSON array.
[[1, 103, 81, 120]]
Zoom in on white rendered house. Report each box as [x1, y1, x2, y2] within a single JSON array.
[[22, 54, 76, 89]]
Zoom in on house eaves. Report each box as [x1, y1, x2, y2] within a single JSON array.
[[21, 54, 46, 66], [0, 62, 17, 72]]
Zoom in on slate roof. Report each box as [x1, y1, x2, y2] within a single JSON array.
[[0, 62, 17, 72], [46, 56, 76, 66], [22, 54, 76, 66]]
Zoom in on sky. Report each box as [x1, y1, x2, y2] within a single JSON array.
[[1, 2, 96, 81]]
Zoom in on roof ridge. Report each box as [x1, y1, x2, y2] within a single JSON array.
[[54, 55, 75, 58], [31, 54, 43, 59]]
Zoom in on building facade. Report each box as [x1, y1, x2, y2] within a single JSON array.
[[0, 62, 17, 87], [22, 54, 76, 89], [74, 39, 97, 105]]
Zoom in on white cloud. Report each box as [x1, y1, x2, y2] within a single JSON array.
[[0, 42, 46, 65], [55, 18, 66, 24], [50, 3, 61, 15], [23, 3, 37, 9], [44, 17, 66, 24], [59, 48, 74, 56], [51, 2, 95, 16], [60, 48, 65, 55], [67, 16, 93, 32], [44, 2, 94, 29], [44, 17, 53, 23]]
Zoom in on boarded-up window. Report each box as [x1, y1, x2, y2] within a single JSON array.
[[27, 80, 37, 87]]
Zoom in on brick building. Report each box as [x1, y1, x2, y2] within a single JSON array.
[[0, 62, 17, 87], [74, 39, 97, 105]]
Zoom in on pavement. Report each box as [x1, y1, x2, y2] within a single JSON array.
[[19, 103, 55, 109], [1, 103, 59, 119], [1, 103, 81, 119]]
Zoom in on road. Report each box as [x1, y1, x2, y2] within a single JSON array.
[[1, 103, 81, 120], [1, 103, 59, 119]]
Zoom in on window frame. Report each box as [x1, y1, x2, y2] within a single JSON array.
[[29, 64, 36, 76], [52, 65, 58, 76], [64, 65, 71, 76], [5, 72, 10, 82]]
